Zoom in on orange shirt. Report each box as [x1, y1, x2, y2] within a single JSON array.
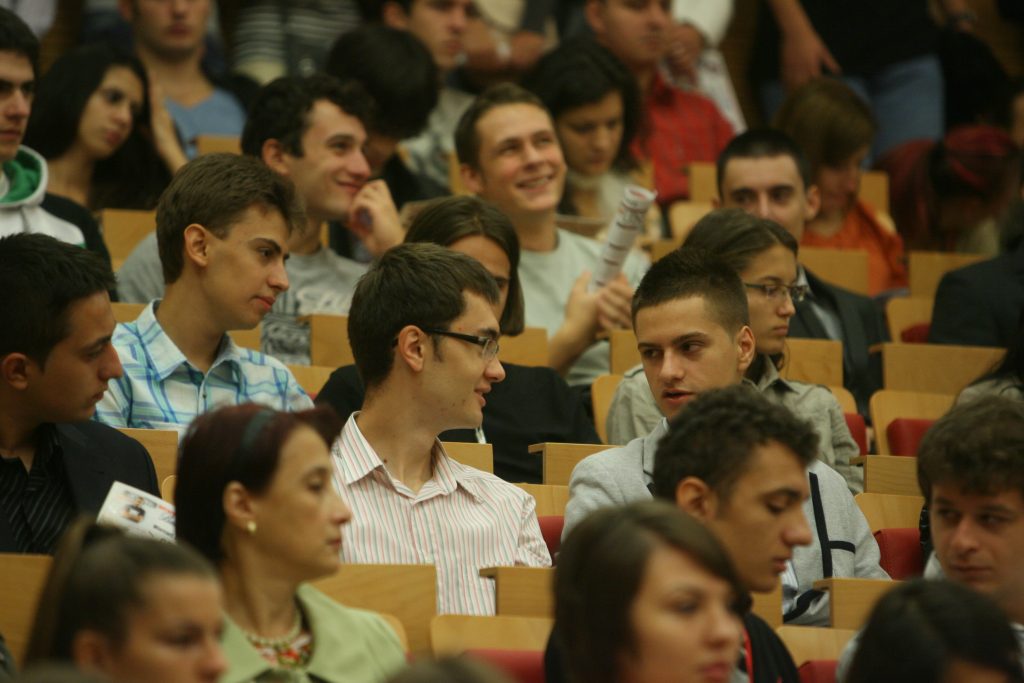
[[802, 200, 908, 296]]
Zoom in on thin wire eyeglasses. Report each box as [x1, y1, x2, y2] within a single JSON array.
[[422, 328, 500, 361], [743, 283, 809, 303]]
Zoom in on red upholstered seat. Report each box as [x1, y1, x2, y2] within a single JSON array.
[[465, 648, 545, 683], [799, 659, 838, 683], [538, 515, 564, 561], [844, 413, 868, 455], [887, 418, 935, 456], [874, 527, 924, 579], [900, 322, 931, 343]]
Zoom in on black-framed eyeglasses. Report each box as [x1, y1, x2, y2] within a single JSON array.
[[743, 282, 809, 303], [422, 328, 500, 361]]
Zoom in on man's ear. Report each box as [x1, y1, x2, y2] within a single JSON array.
[[583, 0, 606, 36], [182, 223, 212, 269], [804, 185, 821, 222], [712, 195, 722, 209], [261, 138, 290, 177], [381, 1, 409, 29], [735, 325, 756, 377], [675, 476, 718, 521], [460, 163, 484, 196], [393, 325, 429, 374], [0, 353, 32, 390]]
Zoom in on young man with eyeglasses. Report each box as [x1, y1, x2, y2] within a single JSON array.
[[329, 242, 550, 616]]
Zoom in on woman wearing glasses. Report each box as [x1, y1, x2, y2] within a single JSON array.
[[316, 196, 600, 484]]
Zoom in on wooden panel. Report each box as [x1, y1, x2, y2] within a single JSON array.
[[161, 474, 176, 503], [668, 201, 713, 240], [442, 442, 494, 473], [286, 364, 334, 397], [799, 247, 870, 296], [379, 613, 409, 652], [609, 328, 640, 375], [514, 484, 570, 517], [0, 553, 52, 667], [111, 302, 146, 323], [228, 326, 262, 352], [312, 564, 437, 656], [908, 251, 987, 298], [812, 578, 898, 630], [480, 566, 554, 618], [885, 297, 934, 342], [776, 626, 857, 667], [431, 615, 553, 656], [687, 162, 718, 203], [528, 442, 613, 486], [591, 374, 623, 444], [860, 456, 921, 496], [781, 338, 844, 386], [100, 209, 156, 272], [118, 428, 178, 486], [309, 314, 354, 369], [751, 584, 783, 628], [195, 135, 241, 155], [859, 171, 889, 213], [880, 342, 1004, 395], [854, 493, 924, 533], [869, 389, 954, 454], [650, 238, 682, 263], [499, 327, 548, 367]]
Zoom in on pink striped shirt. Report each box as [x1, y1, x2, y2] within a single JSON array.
[[331, 414, 551, 615]]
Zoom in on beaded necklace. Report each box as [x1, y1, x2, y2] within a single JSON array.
[[244, 608, 313, 670]]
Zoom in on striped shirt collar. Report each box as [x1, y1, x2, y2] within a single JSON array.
[[131, 301, 242, 381], [335, 413, 483, 502]]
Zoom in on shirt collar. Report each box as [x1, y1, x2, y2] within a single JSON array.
[[133, 301, 244, 381], [336, 414, 482, 502], [751, 355, 795, 394]]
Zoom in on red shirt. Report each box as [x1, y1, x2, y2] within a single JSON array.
[[631, 72, 734, 206]]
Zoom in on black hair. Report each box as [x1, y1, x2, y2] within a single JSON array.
[[325, 24, 438, 140], [455, 82, 547, 171], [0, 233, 116, 366], [652, 385, 818, 502], [716, 128, 813, 196]]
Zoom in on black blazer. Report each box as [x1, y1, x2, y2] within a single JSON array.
[[0, 422, 160, 553], [929, 244, 1024, 348], [790, 268, 888, 417]]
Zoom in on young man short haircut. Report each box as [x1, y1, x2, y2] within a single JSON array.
[[0, 234, 158, 553], [715, 128, 887, 416], [838, 396, 1024, 677], [332, 242, 550, 615], [457, 82, 647, 385], [118, 0, 248, 158], [0, 8, 110, 262], [549, 385, 812, 683], [564, 245, 886, 626], [95, 153, 313, 434]]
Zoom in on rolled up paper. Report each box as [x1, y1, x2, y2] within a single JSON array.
[[589, 184, 657, 291]]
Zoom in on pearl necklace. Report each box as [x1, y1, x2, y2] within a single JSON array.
[[242, 609, 302, 649]]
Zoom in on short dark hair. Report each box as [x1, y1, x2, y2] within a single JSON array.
[[555, 501, 747, 683], [348, 243, 500, 389], [176, 403, 343, 565], [683, 208, 799, 270], [0, 7, 39, 77], [846, 579, 1024, 683], [325, 24, 437, 140], [240, 74, 374, 158], [455, 82, 548, 171], [917, 396, 1024, 503], [523, 37, 640, 172], [0, 233, 116, 366], [630, 246, 749, 334], [773, 78, 877, 173], [405, 195, 525, 336], [716, 128, 813, 195], [651, 385, 818, 502], [156, 153, 303, 283], [25, 518, 215, 664]]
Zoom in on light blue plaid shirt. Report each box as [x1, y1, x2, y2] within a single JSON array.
[[94, 301, 313, 436]]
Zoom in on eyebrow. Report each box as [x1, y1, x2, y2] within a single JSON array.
[[81, 335, 113, 354], [327, 133, 359, 147], [763, 487, 805, 503], [476, 327, 500, 341], [638, 331, 710, 349], [249, 237, 284, 254]]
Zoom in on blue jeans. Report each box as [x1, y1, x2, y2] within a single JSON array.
[[761, 54, 945, 162]]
